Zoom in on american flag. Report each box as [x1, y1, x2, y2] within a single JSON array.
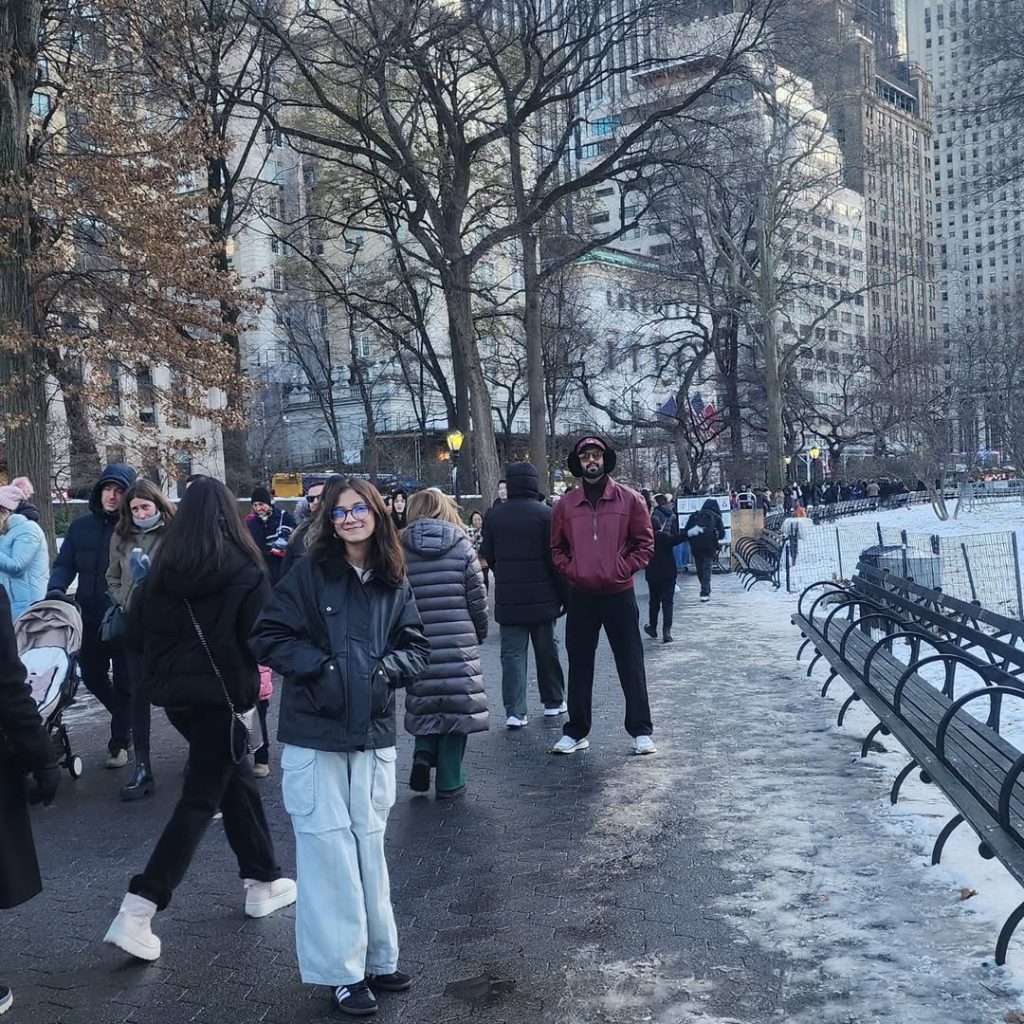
[[688, 392, 717, 440]]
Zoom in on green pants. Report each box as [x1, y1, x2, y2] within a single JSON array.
[[413, 734, 468, 792]]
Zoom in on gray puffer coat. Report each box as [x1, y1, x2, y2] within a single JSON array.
[[401, 518, 489, 736]]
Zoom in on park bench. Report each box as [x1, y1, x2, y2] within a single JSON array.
[[792, 575, 1024, 965], [733, 533, 786, 590]]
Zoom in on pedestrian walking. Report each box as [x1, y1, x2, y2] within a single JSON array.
[[246, 486, 296, 586], [549, 436, 655, 756], [0, 585, 60, 1018], [104, 477, 295, 963], [250, 476, 429, 1018], [644, 515, 689, 643], [0, 486, 49, 622], [401, 488, 488, 797], [683, 499, 725, 603], [48, 464, 136, 767], [480, 462, 567, 728], [107, 479, 175, 800]]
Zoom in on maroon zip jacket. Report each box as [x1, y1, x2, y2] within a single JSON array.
[[551, 478, 654, 594]]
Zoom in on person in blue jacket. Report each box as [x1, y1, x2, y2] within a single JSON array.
[[0, 486, 48, 622], [48, 464, 136, 768]]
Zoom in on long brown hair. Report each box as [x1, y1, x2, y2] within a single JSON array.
[[307, 475, 405, 584], [115, 478, 176, 539]]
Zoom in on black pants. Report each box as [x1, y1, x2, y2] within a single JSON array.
[[564, 588, 652, 740], [695, 555, 714, 597], [78, 627, 131, 754], [253, 698, 270, 766], [647, 578, 675, 635], [129, 707, 281, 911], [123, 647, 152, 761]]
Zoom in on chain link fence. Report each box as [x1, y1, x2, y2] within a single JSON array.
[[783, 521, 1024, 618]]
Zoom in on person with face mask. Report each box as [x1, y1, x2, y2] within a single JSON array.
[[49, 464, 137, 767], [107, 479, 176, 801], [0, 486, 48, 622]]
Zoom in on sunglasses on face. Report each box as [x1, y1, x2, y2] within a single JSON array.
[[331, 504, 371, 522], [308, 493, 322, 505]]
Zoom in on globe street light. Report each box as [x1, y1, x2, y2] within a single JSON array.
[[446, 429, 464, 508]]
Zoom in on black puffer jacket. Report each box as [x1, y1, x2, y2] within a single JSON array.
[[479, 463, 568, 625], [683, 499, 725, 557], [47, 464, 136, 623], [250, 543, 429, 752], [402, 518, 489, 736], [140, 548, 271, 711]]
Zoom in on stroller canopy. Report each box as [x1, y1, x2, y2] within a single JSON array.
[[15, 599, 83, 657]]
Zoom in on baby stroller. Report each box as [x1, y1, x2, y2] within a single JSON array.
[[15, 596, 85, 779]]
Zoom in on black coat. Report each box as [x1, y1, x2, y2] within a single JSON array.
[[479, 463, 569, 625], [250, 543, 430, 752], [645, 529, 688, 583], [402, 519, 489, 736], [47, 464, 136, 624], [246, 508, 296, 585], [0, 588, 53, 909], [683, 501, 725, 557], [281, 519, 311, 579], [139, 549, 272, 711]]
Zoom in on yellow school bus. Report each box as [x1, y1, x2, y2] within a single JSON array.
[[270, 472, 304, 498]]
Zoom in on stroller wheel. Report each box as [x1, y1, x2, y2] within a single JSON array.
[[68, 756, 83, 779]]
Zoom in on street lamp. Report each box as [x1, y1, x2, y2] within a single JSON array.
[[809, 446, 821, 460], [784, 455, 792, 481], [446, 429, 464, 508]]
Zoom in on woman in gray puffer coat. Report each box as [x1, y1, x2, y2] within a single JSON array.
[[402, 489, 488, 799]]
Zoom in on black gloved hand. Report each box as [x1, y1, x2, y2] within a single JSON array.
[[27, 764, 61, 806]]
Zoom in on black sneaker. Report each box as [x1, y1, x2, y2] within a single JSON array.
[[367, 970, 413, 992], [643, 624, 658, 639], [0, 985, 12, 1015], [332, 981, 377, 1016], [408, 755, 431, 793], [662, 633, 674, 643]]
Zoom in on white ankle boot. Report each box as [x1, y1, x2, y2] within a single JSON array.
[[103, 893, 161, 961], [244, 877, 297, 918]]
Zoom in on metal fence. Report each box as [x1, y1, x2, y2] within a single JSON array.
[[783, 521, 1024, 619]]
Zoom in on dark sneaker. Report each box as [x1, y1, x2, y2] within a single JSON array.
[[662, 633, 674, 643], [332, 981, 377, 1016], [0, 985, 12, 1015], [436, 784, 466, 800], [643, 624, 658, 639], [409, 755, 431, 793], [367, 970, 413, 992]]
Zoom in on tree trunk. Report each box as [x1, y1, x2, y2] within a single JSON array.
[[722, 315, 744, 464], [757, 214, 784, 490], [444, 262, 499, 506], [350, 350, 379, 483], [219, 303, 255, 493], [0, 0, 55, 549], [520, 229, 548, 487], [48, 357, 101, 492]]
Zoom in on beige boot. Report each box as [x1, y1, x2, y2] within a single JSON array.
[[103, 893, 161, 961]]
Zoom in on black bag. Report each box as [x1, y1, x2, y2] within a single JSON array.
[[184, 600, 254, 765], [99, 603, 127, 645]]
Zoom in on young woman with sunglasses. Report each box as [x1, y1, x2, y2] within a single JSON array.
[[251, 475, 429, 1018]]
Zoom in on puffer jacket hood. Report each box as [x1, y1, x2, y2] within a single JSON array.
[[702, 498, 721, 514], [88, 464, 137, 516], [506, 462, 540, 499], [402, 518, 465, 559]]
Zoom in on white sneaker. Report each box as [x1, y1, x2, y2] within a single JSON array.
[[505, 715, 528, 729], [0, 985, 13, 1015], [104, 893, 161, 961], [543, 703, 568, 717], [105, 748, 129, 769], [244, 877, 297, 918], [633, 736, 657, 755], [700, 595, 710, 603], [551, 735, 589, 754], [252, 763, 271, 779]]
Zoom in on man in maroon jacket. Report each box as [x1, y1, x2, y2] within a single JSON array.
[[550, 436, 656, 755]]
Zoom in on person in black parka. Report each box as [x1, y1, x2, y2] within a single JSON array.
[[246, 486, 295, 586], [479, 462, 568, 727], [47, 463, 136, 767], [683, 498, 725, 602], [644, 515, 689, 643], [0, 585, 60, 1016]]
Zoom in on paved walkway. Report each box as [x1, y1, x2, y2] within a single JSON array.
[[4, 574, 1023, 1023]]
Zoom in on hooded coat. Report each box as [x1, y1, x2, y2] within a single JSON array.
[[683, 499, 726, 558], [138, 546, 272, 711], [401, 518, 489, 736], [47, 463, 137, 624], [479, 462, 569, 625], [0, 514, 49, 621]]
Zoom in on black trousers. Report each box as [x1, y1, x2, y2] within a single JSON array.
[[647, 578, 675, 635], [123, 647, 152, 760], [129, 707, 281, 911], [253, 698, 270, 766], [695, 555, 714, 597], [564, 588, 653, 740], [78, 627, 131, 754]]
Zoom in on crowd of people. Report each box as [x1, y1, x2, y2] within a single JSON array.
[[0, 435, 739, 1019]]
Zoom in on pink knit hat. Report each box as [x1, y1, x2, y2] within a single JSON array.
[[0, 485, 25, 511]]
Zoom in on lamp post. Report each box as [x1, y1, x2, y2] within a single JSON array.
[[784, 455, 792, 482], [808, 446, 820, 485], [446, 429, 464, 508]]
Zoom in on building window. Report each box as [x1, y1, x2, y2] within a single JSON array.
[[136, 367, 156, 425]]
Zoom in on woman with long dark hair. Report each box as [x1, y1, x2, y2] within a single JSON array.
[[104, 477, 295, 962], [390, 489, 408, 532], [251, 475, 429, 1018], [107, 479, 175, 800]]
